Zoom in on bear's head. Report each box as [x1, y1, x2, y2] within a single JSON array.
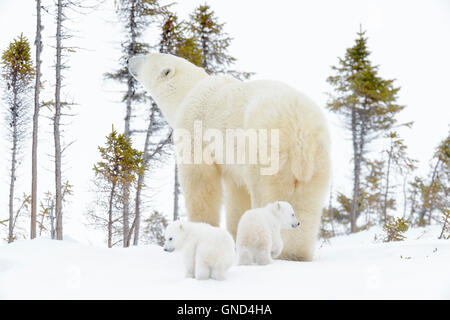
[[271, 201, 300, 229], [163, 220, 188, 252], [128, 53, 207, 124]]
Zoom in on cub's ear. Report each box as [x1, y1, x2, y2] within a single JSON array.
[[160, 66, 175, 79], [277, 201, 281, 210]]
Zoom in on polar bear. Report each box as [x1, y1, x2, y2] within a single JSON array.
[[163, 220, 235, 280], [236, 201, 300, 265], [129, 53, 331, 261]]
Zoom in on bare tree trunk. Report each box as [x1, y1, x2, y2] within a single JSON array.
[[108, 182, 116, 248], [350, 108, 358, 233], [439, 213, 449, 240], [122, 0, 138, 247], [382, 148, 392, 223], [8, 79, 18, 243], [54, 0, 63, 240], [122, 76, 132, 246], [419, 159, 441, 224], [402, 174, 408, 218], [328, 184, 335, 237], [31, 0, 42, 240], [132, 185, 142, 246], [132, 103, 156, 246], [49, 198, 55, 239]]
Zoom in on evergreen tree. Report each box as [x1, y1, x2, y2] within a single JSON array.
[[105, 0, 167, 246], [92, 127, 145, 248], [407, 176, 423, 224], [143, 210, 168, 246], [383, 217, 409, 242], [418, 132, 449, 224], [439, 209, 450, 240], [105, 0, 166, 137], [189, 4, 233, 74], [188, 4, 252, 79], [361, 159, 384, 226], [380, 130, 417, 223], [1, 34, 34, 243], [327, 27, 405, 232]]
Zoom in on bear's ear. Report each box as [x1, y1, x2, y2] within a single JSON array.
[[277, 201, 281, 211], [160, 66, 175, 79]]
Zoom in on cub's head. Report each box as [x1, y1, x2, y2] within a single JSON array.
[[271, 201, 300, 229], [127, 53, 207, 122], [163, 220, 188, 253]]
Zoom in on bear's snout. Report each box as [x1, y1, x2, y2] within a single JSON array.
[[292, 222, 300, 228], [163, 246, 174, 252]]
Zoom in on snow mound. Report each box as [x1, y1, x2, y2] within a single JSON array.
[[0, 227, 449, 299]]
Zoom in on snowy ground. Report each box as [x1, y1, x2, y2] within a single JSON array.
[[0, 226, 449, 299]]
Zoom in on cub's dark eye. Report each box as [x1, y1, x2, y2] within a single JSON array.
[[164, 69, 171, 76], [169, 237, 173, 241]]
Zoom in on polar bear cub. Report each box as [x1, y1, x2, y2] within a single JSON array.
[[236, 201, 300, 265], [163, 221, 235, 280]]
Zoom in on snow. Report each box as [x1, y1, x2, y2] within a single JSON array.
[[0, 226, 449, 299]]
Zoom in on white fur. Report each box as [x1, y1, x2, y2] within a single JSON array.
[[129, 53, 331, 261], [236, 201, 300, 265], [163, 221, 235, 280]]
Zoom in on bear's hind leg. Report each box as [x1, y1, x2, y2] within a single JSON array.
[[195, 263, 211, 280]]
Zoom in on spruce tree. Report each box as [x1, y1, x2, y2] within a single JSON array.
[[189, 4, 233, 74], [1, 34, 34, 243], [380, 131, 417, 223], [105, 0, 166, 246], [143, 210, 168, 246], [327, 27, 405, 232], [92, 127, 145, 248], [418, 131, 449, 224], [188, 4, 252, 79], [383, 217, 409, 242]]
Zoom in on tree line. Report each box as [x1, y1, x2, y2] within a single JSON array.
[[321, 27, 449, 240], [1, 0, 249, 246], [1, 1, 448, 246]]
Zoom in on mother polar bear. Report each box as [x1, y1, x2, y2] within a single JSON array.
[[128, 53, 331, 261]]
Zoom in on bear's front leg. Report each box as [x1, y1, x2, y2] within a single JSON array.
[[183, 243, 196, 278], [271, 233, 283, 259], [178, 163, 222, 226]]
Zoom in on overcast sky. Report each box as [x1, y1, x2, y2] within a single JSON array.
[[0, 0, 449, 244]]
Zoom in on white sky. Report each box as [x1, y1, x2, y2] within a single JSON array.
[[0, 0, 449, 244]]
